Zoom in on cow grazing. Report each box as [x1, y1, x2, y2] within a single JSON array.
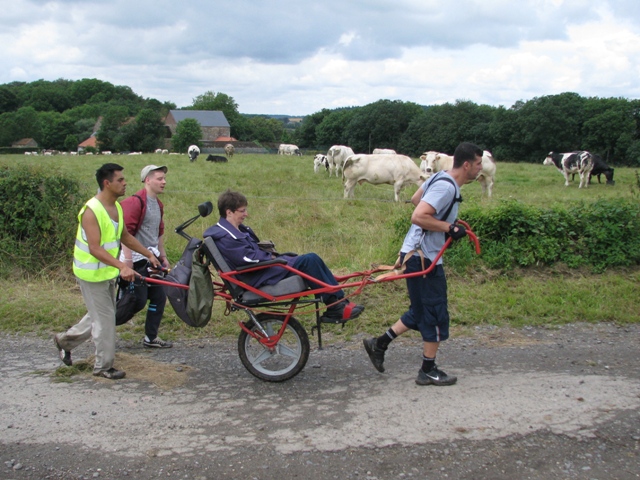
[[544, 151, 594, 188], [188, 145, 200, 162], [372, 148, 396, 154], [313, 154, 329, 173], [420, 150, 496, 197], [571, 153, 615, 185], [327, 145, 355, 177], [342, 154, 426, 202], [278, 144, 301, 156], [206, 154, 228, 162], [224, 144, 235, 159], [419, 151, 453, 177]]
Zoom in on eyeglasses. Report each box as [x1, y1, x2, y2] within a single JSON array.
[[235, 208, 247, 213]]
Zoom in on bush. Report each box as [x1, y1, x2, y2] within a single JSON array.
[[0, 165, 84, 276], [393, 198, 640, 273]]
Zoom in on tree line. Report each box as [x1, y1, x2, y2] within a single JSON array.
[[1, 79, 639, 165], [295, 94, 640, 165]]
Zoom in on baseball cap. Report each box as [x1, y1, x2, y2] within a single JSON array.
[[140, 165, 168, 182]]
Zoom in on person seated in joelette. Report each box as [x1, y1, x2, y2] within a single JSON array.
[[204, 189, 364, 324]]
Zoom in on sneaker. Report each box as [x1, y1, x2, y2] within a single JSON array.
[[54, 334, 72, 366], [93, 368, 126, 380], [415, 366, 457, 386], [363, 338, 386, 373], [143, 336, 173, 348], [320, 300, 365, 324]]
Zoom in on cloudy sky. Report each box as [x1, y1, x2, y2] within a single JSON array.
[[2, 0, 639, 115]]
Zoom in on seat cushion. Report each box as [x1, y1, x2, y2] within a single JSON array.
[[240, 275, 307, 304]]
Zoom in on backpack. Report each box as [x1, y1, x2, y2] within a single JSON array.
[[163, 238, 214, 328]]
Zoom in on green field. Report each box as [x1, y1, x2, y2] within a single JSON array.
[[1, 153, 638, 342]]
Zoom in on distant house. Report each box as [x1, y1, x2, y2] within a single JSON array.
[[12, 138, 38, 148], [78, 135, 98, 152], [164, 110, 231, 147]]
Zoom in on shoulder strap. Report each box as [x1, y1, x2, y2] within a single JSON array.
[[132, 194, 144, 236], [424, 172, 462, 222]]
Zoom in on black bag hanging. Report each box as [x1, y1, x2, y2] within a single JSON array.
[[185, 246, 214, 328], [115, 282, 139, 326], [164, 237, 212, 327]]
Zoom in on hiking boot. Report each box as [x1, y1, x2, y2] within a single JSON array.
[[320, 300, 365, 324], [143, 336, 173, 348], [363, 338, 386, 373], [93, 368, 126, 380], [54, 334, 72, 366], [415, 366, 457, 386]]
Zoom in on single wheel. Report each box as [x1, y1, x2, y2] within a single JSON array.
[[238, 313, 310, 382]]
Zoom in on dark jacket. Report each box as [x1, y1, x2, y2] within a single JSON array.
[[203, 218, 296, 288]]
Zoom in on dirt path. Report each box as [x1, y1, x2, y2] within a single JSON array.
[[1, 323, 639, 479]]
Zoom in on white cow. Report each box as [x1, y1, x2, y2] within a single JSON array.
[[342, 154, 426, 202], [420, 150, 496, 197], [372, 148, 396, 154], [188, 145, 200, 162], [419, 151, 453, 177], [155, 148, 163, 154], [224, 144, 235, 158], [278, 144, 301, 156], [326, 145, 355, 177], [313, 154, 329, 173]]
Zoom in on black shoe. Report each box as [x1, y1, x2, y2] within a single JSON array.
[[415, 366, 457, 386], [93, 368, 126, 380], [143, 336, 173, 348], [54, 335, 72, 366], [363, 338, 386, 373], [320, 300, 365, 324]]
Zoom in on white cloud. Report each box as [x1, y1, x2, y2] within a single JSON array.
[[0, 0, 639, 114]]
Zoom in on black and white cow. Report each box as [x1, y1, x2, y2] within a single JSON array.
[[571, 153, 615, 185], [313, 153, 329, 173], [543, 151, 594, 188]]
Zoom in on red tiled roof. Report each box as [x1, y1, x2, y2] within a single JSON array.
[[215, 136, 237, 142], [78, 136, 98, 148]]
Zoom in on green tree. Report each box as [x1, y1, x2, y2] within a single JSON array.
[[131, 108, 164, 152], [315, 109, 357, 148], [512, 92, 586, 162], [172, 118, 201, 152], [582, 97, 636, 163], [0, 112, 18, 146], [244, 116, 285, 143], [64, 134, 78, 152], [39, 112, 74, 150], [0, 86, 19, 114], [344, 99, 423, 153], [294, 109, 332, 148], [14, 107, 41, 143], [96, 105, 129, 151]]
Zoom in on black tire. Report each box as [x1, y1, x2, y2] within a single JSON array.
[[237, 313, 310, 382]]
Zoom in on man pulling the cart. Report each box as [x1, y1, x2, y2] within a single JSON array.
[[364, 142, 484, 386]]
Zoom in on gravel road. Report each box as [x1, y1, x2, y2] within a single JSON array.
[[1, 323, 639, 480]]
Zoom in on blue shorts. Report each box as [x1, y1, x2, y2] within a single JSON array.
[[400, 254, 450, 343]]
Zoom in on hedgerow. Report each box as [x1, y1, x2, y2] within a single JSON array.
[[393, 198, 640, 273], [0, 165, 83, 276]]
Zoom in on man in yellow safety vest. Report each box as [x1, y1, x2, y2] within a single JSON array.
[[54, 163, 162, 379]]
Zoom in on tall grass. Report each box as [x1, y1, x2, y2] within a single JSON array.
[[0, 153, 638, 339]]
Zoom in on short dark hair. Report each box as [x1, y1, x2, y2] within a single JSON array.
[[217, 189, 248, 217], [96, 163, 124, 190], [453, 142, 483, 168]]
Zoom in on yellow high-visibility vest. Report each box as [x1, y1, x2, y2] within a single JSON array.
[[72, 197, 124, 282]]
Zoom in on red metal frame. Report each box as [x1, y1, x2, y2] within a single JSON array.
[[147, 221, 481, 346]]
